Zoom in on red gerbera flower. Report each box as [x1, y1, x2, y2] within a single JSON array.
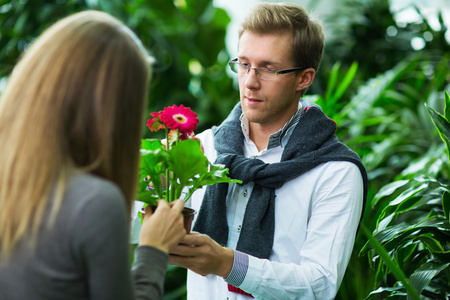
[[160, 105, 199, 134], [146, 111, 166, 132]]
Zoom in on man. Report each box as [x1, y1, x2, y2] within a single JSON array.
[[169, 3, 368, 299]]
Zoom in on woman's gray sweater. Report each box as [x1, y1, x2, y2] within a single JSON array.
[[0, 173, 168, 300]]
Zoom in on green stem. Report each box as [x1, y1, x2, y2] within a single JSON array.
[[172, 130, 180, 202], [361, 224, 421, 300], [165, 127, 169, 202]]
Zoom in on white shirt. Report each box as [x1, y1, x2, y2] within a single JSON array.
[[186, 113, 364, 300]]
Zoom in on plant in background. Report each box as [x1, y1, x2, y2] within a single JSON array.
[[333, 50, 449, 299], [136, 104, 240, 206], [359, 92, 450, 299]]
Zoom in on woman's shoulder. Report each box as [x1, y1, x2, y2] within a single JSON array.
[[68, 173, 123, 196], [63, 173, 127, 217]]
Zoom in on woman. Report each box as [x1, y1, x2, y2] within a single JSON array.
[[0, 10, 185, 300]]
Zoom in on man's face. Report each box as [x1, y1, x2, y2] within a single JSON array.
[[237, 30, 303, 129]]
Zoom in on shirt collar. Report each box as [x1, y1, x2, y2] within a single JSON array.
[[240, 101, 303, 150]]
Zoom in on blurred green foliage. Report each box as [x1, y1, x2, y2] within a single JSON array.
[[1, 1, 235, 298], [321, 1, 450, 298], [0, 0, 238, 136]]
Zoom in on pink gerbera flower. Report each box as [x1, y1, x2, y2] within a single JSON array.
[[160, 105, 199, 134], [146, 111, 166, 132]]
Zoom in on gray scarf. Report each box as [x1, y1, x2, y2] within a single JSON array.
[[193, 102, 368, 259]]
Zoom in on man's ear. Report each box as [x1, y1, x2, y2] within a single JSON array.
[[296, 68, 316, 92]]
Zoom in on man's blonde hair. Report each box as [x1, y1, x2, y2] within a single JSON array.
[[239, 2, 325, 71]]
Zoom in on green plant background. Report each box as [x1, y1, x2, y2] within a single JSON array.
[[1, 0, 449, 299]]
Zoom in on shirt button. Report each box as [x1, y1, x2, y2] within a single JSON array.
[[243, 189, 248, 197], [237, 225, 242, 233]]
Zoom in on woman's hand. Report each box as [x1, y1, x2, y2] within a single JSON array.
[[139, 200, 186, 253]]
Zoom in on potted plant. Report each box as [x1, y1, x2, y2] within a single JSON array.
[[136, 104, 240, 232]]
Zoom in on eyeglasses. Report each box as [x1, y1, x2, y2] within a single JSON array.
[[228, 58, 306, 81]]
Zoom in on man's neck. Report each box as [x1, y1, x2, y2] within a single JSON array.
[[248, 123, 273, 152], [247, 107, 304, 152]]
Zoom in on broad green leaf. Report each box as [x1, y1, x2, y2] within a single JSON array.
[[377, 212, 395, 232], [364, 286, 405, 300], [166, 139, 208, 199], [374, 180, 410, 205], [417, 235, 444, 252], [409, 261, 450, 295], [425, 102, 450, 161], [183, 164, 242, 201], [443, 191, 450, 222], [396, 241, 418, 270], [334, 61, 358, 102], [361, 224, 421, 300], [168, 139, 206, 173], [432, 250, 450, 264], [136, 189, 158, 205], [325, 61, 340, 104], [444, 90, 450, 121], [395, 195, 423, 213], [426, 104, 450, 137], [388, 182, 428, 206], [139, 146, 168, 199], [141, 138, 163, 150], [362, 217, 450, 255]]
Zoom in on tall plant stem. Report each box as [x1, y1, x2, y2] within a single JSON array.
[[165, 127, 169, 202], [361, 224, 421, 300]]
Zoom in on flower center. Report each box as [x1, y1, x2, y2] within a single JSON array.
[[173, 114, 187, 124]]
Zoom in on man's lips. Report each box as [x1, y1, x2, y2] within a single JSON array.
[[245, 96, 262, 102]]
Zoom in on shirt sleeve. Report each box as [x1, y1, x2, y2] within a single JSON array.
[[238, 163, 364, 300], [132, 246, 169, 300], [70, 179, 168, 300]]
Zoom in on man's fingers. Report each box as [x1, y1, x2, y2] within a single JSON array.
[[170, 243, 198, 256], [177, 232, 206, 246]]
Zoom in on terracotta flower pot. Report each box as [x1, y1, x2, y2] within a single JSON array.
[[182, 207, 196, 233], [148, 205, 196, 233]]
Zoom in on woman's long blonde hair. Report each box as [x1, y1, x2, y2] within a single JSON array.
[[0, 11, 151, 259]]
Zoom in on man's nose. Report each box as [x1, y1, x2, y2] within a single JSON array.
[[244, 68, 261, 89]]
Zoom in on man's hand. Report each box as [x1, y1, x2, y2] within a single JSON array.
[[169, 232, 234, 278]]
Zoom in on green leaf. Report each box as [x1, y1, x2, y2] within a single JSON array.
[[426, 103, 450, 137], [136, 189, 158, 205], [362, 217, 450, 255], [334, 61, 358, 102], [395, 195, 423, 214], [410, 261, 450, 295], [377, 212, 395, 231], [374, 180, 410, 205], [417, 235, 444, 252], [364, 286, 405, 300], [388, 182, 427, 206], [167, 139, 208, 199], [137, 139, 168, 201], [141, 138, 163, 150], [444, 90, 450, 121], [361, 224, 421, 300], [443, 191, 450, 222], [325, 61, 340, 104], [183, 163, 242, 201], [425, 102, 450, 161]]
